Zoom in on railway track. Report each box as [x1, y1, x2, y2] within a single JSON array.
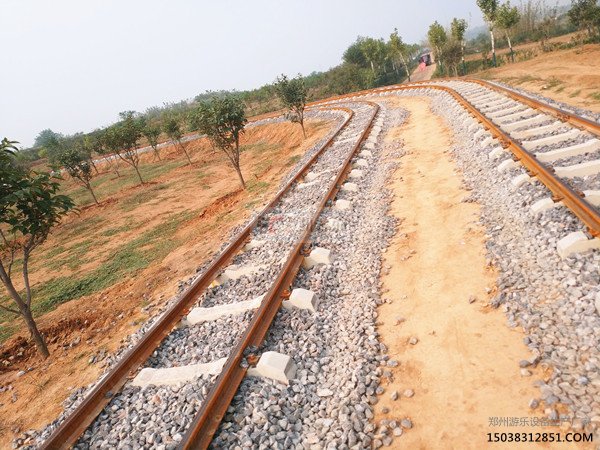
[[28, 79, 600, 449], [35, 101, 380, 449], [313, 79, 600, 259]]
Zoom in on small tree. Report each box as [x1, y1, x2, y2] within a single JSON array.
[[451, 18, 468, 75], [569, 0, 600, 38], [196, 96, 248, 189], [33, 129, 62, 152], [99, 127, 122, 178], [274, 74, 308, 138], [56, 143, 99, 205], [143, 123, 162, 161], [477, 0, 500, 67], [388, 29, 412, 82], [497, 1, 521, 62], [114, 111, 144, 184], [164, 115, 193, 165], [0, 140, 74, 358], [428, 21, 448, 74], [82, 134, 102, 174], [443, 40, 464, 77]]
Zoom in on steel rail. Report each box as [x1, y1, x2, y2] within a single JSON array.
[[309, 84, 600, 238], [367, 77, 600, 139], [311, 77, 600, 136], [39, 106, 354, 450], [464, 78, 600, 138], [178, 101, 380, 449]]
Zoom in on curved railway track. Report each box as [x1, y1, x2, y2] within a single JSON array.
[[33, 78, 600, 449], [37, 101, 380, 450], [313, 79, 600, 258]]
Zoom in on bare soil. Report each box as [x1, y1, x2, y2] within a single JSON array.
[[477, 43, 600, 114], [375, 97, 587, 449], [0, 118, 335, 447]]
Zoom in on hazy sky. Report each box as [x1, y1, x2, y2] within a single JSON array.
[[2, 0, 491, 147]]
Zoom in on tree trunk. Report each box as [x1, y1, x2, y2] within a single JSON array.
[[506, 33, 514, 62], [23, 308, 49, 358], [179, 142, 193, 165], [370, 60, 375, 75], [133, 165, 144, 184], [22, 250, 32, 306], [90, 159, 99, 174], [461, 42, 467, 76], [110, 159, 121, 177], [233, 140, 245, 189], [153, 146, 161, 161], [0, 262, 49, 359], [399, 53, 410, 82], [300, 118, 306, 139], [490, 29, 497, 67], [234, 165, 246, 189], [87, 184, 99, 205]]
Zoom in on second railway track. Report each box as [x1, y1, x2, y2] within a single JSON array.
[[34, 101, 381, 449], [314, 78, 600, 258]]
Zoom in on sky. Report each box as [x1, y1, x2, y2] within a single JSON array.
[[2, 0, 491, 147]]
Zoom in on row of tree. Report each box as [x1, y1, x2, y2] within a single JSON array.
[[38, 75, 309, 206], [431, 0, 600, 76], [342, 30, 421, 84], [1, 74, 308, 358], [568, 0, 600, 38], [427, 1, 520, 77]]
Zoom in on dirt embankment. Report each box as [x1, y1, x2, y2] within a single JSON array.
[[0, 118, 335, 448], [477, 43, 600, 113]]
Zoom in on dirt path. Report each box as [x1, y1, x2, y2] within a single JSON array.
[[410, 63, 436, 82], [375, 97, 583, 449]]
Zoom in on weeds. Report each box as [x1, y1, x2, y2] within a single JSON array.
[[119, 184, 167, 212], [247, 180, 269, 194]]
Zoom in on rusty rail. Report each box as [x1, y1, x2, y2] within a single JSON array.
[[309, 83, 600, 238], [464, 78, 600, 138], [39, 107, 354, 450], [178, 102, 379, 449]]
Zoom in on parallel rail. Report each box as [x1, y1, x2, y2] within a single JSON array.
[[465, 78, 600, 138], [40, 78, 600, 449], [39, 106, 355, 450], [310, 81, 600, 238], [179, 102, 379, 449]]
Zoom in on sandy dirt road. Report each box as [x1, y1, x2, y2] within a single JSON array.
[[374, 96, 586, 449], [410, 63, 437, 82]]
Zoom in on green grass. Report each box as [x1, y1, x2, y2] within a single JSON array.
[[0, 320, 18, 343], [242, 141, 279, 155], [60, 215, 106, 241], [0, 210, 197, 343], [589, 92, 600, 101], [43, 238, 97, 271], [287, 154, 301, 165], [569, 89, 582, 98], [544, 76, 563, 90], [247, 180, 269, 195], [67, 159, 187, 207], [45, 245, 68, 259], [100, 222, 134, 237], [119, 184, 168, 212]]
